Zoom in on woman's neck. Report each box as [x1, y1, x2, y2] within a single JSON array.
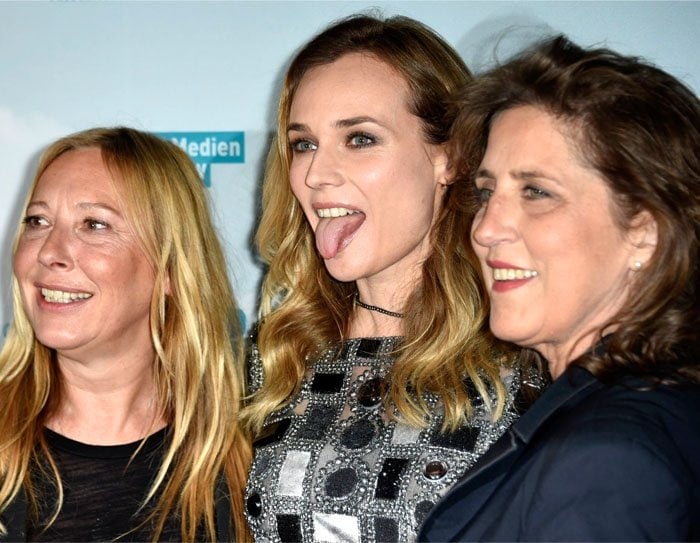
[[540, 329, 613, 380], [45, 351, 166, 445], [351, 279, 411, 338], [348, 310, 404, 338]]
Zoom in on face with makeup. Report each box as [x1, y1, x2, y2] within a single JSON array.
[[471, 106, 654, 375], [13, 147, 156, 364], [287, 52, 449, 293]]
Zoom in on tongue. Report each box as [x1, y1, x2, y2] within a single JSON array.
[[315, 213, 365, 260]]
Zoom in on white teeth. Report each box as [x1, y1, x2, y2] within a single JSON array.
[[41, 288, 92, 304], [493, 268, 538, 281], [316, 207, 360, 218]]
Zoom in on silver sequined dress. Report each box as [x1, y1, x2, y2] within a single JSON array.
[[245, 336, 526, 542]]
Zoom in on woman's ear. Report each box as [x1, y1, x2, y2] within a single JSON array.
[[431, 144, 452, 187], [628, 210, 658, 270]]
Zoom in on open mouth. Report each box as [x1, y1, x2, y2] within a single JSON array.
[[492, 268, 538, 281], [41, 287, 93, 304], [314, 207, 366, 259], [316, 207, 362, 219]]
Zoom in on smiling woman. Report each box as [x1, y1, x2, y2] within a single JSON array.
[[420, 35, 700, 541], [0, 127, 250, 542], [471, 105, 646, 377], [15, 147, 157, 364]]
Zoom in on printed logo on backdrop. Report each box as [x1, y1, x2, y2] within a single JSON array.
[[158, 132, 245, 187]]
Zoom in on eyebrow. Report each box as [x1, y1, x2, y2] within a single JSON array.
[[26, 200, 123, 216], [474, 168, 495, 180], [287, 122, 308, 133], [287, 116, 382, 134], [474, 168, 560, 184], [334, 116, 379, 128], [515, 170, 557, 183], [78, 202, 123, 215]]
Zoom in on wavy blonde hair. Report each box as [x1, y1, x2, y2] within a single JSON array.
[[243, 14, 511, 435], [0, 127, 251, 541]]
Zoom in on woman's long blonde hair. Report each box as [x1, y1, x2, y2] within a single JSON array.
[[0, 127, 251, 541], [243, 14, 511, 435]]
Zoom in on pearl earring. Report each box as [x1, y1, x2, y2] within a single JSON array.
[[633, 261, 642, 270]]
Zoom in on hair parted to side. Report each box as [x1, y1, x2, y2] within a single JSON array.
[[0, 127, 251, 541], [244, 13, 512, 435], [450, 35, 700, 382]]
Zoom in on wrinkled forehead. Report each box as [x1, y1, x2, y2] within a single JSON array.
[[32, 147, 121, 203]]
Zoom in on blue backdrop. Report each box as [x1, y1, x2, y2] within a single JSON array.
[[1, 1, 698, 336]]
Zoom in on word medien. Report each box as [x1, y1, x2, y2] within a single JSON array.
[[172, 136, 242, 158]]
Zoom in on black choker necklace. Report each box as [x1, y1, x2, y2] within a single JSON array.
[[354, 294, 404, 318]]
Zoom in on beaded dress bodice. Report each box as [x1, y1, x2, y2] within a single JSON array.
[[245, 336, 525, 542]]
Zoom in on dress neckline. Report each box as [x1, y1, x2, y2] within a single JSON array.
[[43, 425, 168, 459]]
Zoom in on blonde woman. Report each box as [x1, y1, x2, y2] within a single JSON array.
[[0, 127, 250, 541], [242, 14, 542, 542]]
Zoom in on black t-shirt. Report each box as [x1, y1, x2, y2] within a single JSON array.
[[28, 427, 184, 542]]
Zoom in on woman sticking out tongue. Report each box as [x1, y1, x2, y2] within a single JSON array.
[[314, 206, 364, 260], [241, 14, 541, 543]]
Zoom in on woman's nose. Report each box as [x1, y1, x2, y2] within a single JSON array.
[[471, 193, 518, 248], [37, 224, 75, 270], [304, 146, 344, 189]]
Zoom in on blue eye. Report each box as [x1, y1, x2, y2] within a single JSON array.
[[290, 139, 317, 153], [524, 186, 550, 199], [348, 132, 376, 148], [475, 187, 492, 204]]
